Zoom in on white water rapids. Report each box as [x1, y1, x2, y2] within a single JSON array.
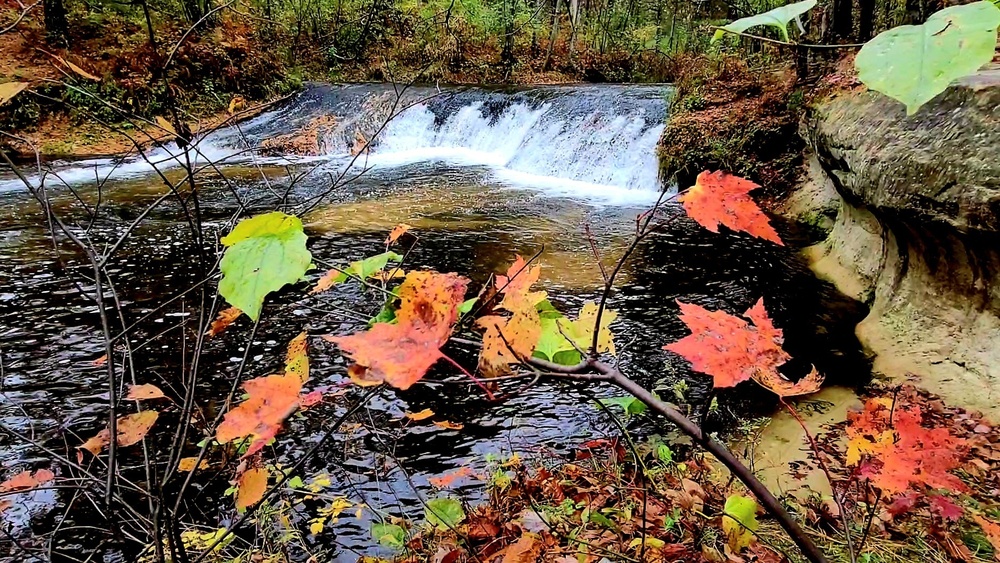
[[0, 84, 669, 204]]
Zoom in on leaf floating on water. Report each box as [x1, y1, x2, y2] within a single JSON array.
[[433, 420, 464, 431], [92, 354, 108, 366], [665, 298, 790, 389], [428, 466, 475, 488], [385, 223, 412, 246], [79, 411, 159, 456], [0, 469, 55, 493], [126, 384, 166, 400], [219, 212, 312, 321], [679, 171, 782, 245], [300, 390, 323, 407], [236, 467, 268, 510], [207, 306, 242, 337], [326, 271, 468, 390], [404, 408, 435, 421]]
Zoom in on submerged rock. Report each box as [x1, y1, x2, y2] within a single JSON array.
[[795, 69, 1000, 419]]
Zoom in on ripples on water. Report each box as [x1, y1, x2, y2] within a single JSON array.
[[0, 84, 868, 561]]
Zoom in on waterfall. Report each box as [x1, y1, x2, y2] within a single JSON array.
[[0, 84, 670, 203]]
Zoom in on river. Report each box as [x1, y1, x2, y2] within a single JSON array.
[[0, 83, 867, 561]]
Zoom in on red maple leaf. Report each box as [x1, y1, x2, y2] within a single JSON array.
[[678, 171, 783, 245], [327, 271, 469, 390], [664, 298, 790, 389], [846, 398, 966, 496]]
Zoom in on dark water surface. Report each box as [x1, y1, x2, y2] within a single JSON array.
[[0, 84, 868, 562]]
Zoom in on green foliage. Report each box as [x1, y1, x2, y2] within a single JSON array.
[[424, 497, 465, 530], [371, 523, 406, 548], [219, 212, 312, 321], [597, 396, 648, 418], [712, 0, 817, 43], [722, 494, 759, 551], [855, 1, 1000, 115], [334, 251, 403, 285]]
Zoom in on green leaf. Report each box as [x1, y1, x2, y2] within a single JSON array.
[[855, 1, 1000, 115], [657, 444, 674, 464], [712, 0, 817, 43], [371, 523, 406, 548], [458, 297, 478, 316], [536, 299, 563, 319], [597, 396, 647, 417], [425, 497, 465, 530], [336, 251, 404, 284], [532, 317, 580, 363], [219, 212, 311, 321], [588, 511, 617, 529], [722, 494, 759, 551], [286, 476, 305, 489]]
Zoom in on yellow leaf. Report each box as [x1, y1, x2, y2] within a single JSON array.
[[155, 116, 176, 137], [385, 224, 412, 245], [285, 332, 309, 382], [59, 56, 100, 81], [236, 467, 268, 510], [178, 457, 210, 472], [404, 408, 435, 421], [0, 82, 28, 106], [309, 520, 324, 535], [561, 301, 617, 355]]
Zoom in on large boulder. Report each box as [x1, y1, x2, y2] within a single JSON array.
[[802, 69, 1000, 419]]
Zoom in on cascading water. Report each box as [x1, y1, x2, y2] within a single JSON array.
[[0, 83, 670, 204]]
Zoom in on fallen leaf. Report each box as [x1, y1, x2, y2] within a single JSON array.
[[300, 390, 323, 407], [126, 384, 165, 400], [177, 457, 210, 472], [0, 82, 28, 106], [53, 55, 100, 81], [207, 306, 242, 337], [974, 515, 1000, 560], [502, 532, 541, 563], [92, 354, 108, 366], [428, 466, 475, 488], [386, 224, 412, 245], [155, 116, 176, 137], [236, 467, 268, 510], [433, 420, 464, 431], [404, 408, 435, 421], [79, 411, 159, 456], [0, 469, 55, 492], [679, 170, 782, 245]]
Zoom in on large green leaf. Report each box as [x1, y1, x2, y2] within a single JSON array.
[[424, 497, 465, 530], [219, 212, 311, 321], [712, 0, 817, 43], [722, 495, 759, 551], [855, 1, 1000, 115]]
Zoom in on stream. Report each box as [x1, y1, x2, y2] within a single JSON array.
[[0, 83, 869, 561]]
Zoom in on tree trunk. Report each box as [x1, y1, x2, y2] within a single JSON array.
[[568, 0, 579, 60], [43, 0, 69, 45], [543, 0, 564, 70], [832, 0, 853, 40]]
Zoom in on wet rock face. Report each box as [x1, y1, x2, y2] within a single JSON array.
[[810, 69, 1000, 233], [802, 70, 1000, 419]]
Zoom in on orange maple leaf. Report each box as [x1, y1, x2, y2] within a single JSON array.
[[326, 271, 469, 390], [216, 374, 302, 456], [476, 256, 548, 377], [679, 171, 783, 245], [386, 223, 412, 246], [0, 469, 55, 493], [207, 306, 242, 337], [846, 398, 966, 496], [428, 466, 475, 488], [78, 411, 159, 457], [664, 298, 790, 389], [495, 255, 546, 313]]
